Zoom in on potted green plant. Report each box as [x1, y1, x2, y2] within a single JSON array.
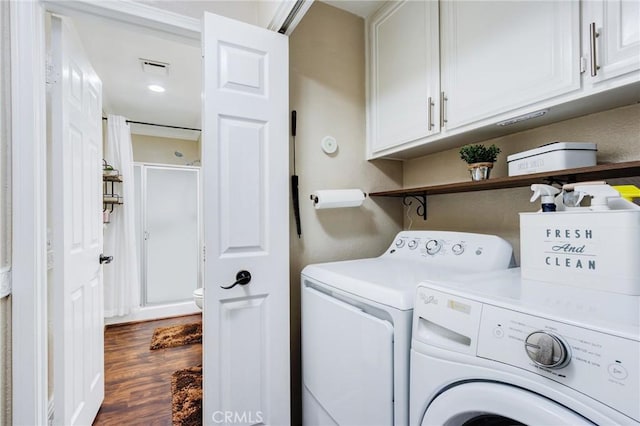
[[459, 143, 501, 181]]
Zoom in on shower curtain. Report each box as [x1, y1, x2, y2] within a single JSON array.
[[104, 115, 140, 317]]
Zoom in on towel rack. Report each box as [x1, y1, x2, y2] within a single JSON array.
[[103, 159, 123, 214]]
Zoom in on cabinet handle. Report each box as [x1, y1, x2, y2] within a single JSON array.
[[440, 92, 448, 128], [589, 22, 600, 77], [427, 97, 434, 130]]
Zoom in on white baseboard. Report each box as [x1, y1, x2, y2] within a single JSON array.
[[105, 301, 200, 326]]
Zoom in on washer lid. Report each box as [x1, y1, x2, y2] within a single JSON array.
[[422, 382, 594, 426], [420, 268, 640, 332], [302, 258, 466, 310]]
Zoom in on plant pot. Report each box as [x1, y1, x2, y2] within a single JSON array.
[[467, 162, 494, 181]]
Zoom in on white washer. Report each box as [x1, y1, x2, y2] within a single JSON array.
[[411, 268, 640, 426], [301, 231, 514, 426]]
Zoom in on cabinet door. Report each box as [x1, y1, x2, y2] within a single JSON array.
[[441, 1, 580, 130], [368, 0, 439, 156], [583, 0, 640, 84]]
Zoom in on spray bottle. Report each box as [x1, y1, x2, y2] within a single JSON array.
[[573, 183, 620, 211], [612, 185, 640, 203], [530, 184, 560, 212], [560, 181, 605, 208]]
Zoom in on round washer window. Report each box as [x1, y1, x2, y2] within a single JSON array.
[[462, 414, 525, 426], [422, 382, 593, 426]]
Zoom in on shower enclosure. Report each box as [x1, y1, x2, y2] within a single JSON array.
[[133, 163, 201, 312]]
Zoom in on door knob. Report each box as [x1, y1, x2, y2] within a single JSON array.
[[99, 254, 113, 264], [220, 270, 251, 289]]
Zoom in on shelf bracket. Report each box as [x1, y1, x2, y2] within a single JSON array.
[[402, 194, 427, 220], [544, 177, 572, 187]]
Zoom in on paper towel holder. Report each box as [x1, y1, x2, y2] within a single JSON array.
[[310, 192, 368, 204]]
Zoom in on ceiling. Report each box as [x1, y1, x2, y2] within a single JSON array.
[[72, 14, 202, 141], [68, 1, 384, 142], [322, 0, 385, 18]]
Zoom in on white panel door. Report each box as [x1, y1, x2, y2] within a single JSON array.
[[368, 0, 440, 155], [202, 12, 290, 426], [583, 0, 640, 84], [50, 15, 104, 426], [440, 1, 580, 130]]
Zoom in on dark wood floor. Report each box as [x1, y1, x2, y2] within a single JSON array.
[[93, 314, 202, 426]]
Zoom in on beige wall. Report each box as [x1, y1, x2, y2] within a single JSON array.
[[289, 2, 403, 422], [403, 103, 640, 263], [131, 134, 200, 166]]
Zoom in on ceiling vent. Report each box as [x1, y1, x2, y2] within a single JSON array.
[[140, 58, 170, 76]]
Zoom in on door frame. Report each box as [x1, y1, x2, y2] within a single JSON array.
[[10, 2, 200, 423]]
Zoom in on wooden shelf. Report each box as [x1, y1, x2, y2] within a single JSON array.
[[369, 161, 640, 220], [370, 161, 640, 198], [103, 174, 123, 182]]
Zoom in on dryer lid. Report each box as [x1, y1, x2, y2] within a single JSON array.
[[302, 258, 467, 310]]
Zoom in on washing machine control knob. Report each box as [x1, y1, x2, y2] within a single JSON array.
[[395, 238, 405, 248], [451, 243, 465, 255], [425, 239, 442, 255], [524, 331, 570, 369], [408, 240, 418, 250]]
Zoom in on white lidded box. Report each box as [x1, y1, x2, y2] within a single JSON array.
[[507, 142, 597, 176], [520, 209, 640, 295]]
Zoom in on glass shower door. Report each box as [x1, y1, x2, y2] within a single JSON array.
[[143, 166, 200, 305]]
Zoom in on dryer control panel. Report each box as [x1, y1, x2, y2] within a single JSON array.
[[386, 231, 513, 272]]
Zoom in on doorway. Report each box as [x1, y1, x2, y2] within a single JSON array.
[[13, 2, 293, 424], [68, 12, 203, 325], [44, 7, 204, 423]]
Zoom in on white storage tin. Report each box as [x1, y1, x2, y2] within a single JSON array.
[[520, 210, 640, 295], [507, 142, 597, 176]]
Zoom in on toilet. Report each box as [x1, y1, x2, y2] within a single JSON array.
[[193, 287, 203, 309]]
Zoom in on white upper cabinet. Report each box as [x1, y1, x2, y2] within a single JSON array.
[[440, 1, 580, 130], [365, 0, 639, 160], [367, 0, 439, 156], [583, 0, 640, 86]]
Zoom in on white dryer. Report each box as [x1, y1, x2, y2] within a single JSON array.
[[411, 268, 640, 426], [301, 231, 514, 426]]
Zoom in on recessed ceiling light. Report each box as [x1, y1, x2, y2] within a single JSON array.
[[148, 84, 165, 93]]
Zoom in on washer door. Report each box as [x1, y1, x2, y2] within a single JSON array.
[[422, 382, 595, 426]]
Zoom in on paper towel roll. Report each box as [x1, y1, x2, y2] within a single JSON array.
[[311, 189, 366, 209]]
